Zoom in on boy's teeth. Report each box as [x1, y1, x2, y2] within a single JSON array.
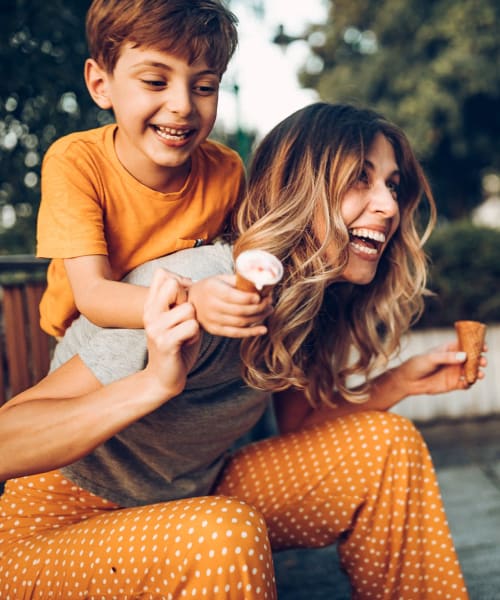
[[155, 126, 189, 139], [350, 228, 386, 242]]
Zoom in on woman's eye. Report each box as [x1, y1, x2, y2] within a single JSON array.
[[387, 180, 400, 196], [357, 170, 369, 184]]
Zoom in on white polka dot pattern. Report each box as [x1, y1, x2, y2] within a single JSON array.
[[0, 411, 468, 599], [0, 479, 276, 598], [216, 411, 469, 599]]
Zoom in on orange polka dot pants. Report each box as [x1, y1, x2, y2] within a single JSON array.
[[0, 411, 468, 599]]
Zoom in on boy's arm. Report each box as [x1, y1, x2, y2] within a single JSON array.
[[66, 256, 193, 329], [64, 255, 148, 328]]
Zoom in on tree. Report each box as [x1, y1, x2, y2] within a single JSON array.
[[0, 0, 101, 252], [301, 0, 500, 219]]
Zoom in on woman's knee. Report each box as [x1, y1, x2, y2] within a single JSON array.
[[197, 496, 271, 556], [160, 496, 275, 598], [342, 410, 425, 450]]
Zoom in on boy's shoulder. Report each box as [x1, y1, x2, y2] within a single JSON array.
[[45, 124, 116, 158]]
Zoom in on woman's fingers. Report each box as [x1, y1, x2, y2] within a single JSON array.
[[144, 269, 188, 326]]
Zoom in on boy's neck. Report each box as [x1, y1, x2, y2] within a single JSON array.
[[113, 126, 193, 193]]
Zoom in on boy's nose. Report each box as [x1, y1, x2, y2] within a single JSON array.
[[165, 85, 193, 117]]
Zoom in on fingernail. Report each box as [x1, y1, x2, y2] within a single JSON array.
[[456, 352, 467, 361]]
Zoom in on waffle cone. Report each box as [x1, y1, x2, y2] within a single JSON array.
[[235, 272, 259, 294], [454, 320, 486, 384], [235, 272, 277, 297]]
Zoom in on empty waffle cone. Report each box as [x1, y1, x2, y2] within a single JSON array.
[[454, 320, 486, 384], [234, 250, 283, 296]]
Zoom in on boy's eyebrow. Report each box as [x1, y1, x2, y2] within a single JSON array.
[[129, 60, 219, 76]]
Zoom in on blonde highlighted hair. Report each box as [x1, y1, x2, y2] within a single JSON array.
[[234, 102, 436, 406]]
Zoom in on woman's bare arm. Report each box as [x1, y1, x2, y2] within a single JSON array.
[[0, 357, 173, 480], [0, 271, 200, 481], [275, 343, 485, 434]]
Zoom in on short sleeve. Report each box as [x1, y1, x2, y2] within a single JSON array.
[[37, 144, 108, 258]]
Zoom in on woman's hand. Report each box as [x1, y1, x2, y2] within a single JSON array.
[[143, 269, 201, 397], [390, 341, 488, 399]]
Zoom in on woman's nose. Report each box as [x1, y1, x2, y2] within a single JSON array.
[[370, 182, 399, 216]]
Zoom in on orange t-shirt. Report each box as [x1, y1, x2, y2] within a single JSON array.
[[37, 124, 245, 336]]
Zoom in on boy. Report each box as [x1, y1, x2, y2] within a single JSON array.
[[37, 0, 268, 338]]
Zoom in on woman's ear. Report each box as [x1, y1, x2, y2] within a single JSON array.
[[84, 58, 113, 110]]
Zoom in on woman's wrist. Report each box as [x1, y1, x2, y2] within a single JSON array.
[[369, 366, 409, 410], [138, 367, 185, 407]]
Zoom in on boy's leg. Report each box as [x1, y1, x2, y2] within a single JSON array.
[[0, 470, 277, 599], [215, 410, 469, 600]]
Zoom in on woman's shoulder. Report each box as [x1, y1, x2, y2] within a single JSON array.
[[125, 242, 234, 287]]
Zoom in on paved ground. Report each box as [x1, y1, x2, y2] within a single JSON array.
[[274, 415, 500, 599]]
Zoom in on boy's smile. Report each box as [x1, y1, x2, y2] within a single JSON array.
[[86, 45, 220, 193]]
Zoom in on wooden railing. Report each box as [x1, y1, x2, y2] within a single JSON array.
[[0, 256, 54, 405]]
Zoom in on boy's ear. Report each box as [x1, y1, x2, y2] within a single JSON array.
[[84, 58, 113, 110]]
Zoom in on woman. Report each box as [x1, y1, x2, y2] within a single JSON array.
[[0, 103, 482, 599]]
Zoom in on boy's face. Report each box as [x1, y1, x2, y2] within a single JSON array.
[[86, 45, 220, 192]]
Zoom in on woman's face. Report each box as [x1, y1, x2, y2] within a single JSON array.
[[320, 133, 401, 285]]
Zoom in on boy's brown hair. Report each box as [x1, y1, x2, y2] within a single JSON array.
[[86, 0, 238, 76]]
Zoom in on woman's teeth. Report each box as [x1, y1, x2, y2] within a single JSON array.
[[350, 240, 378, 255], [349, 228, 386, 243], [349, 228, 386, 255]]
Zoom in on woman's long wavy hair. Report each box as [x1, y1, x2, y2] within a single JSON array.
[[233, 102, 437, 406]]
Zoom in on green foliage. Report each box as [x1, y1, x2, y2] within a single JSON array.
[[302, 0, 500, 220], [417, 222, 500, 328], [0, 0, 100, 253]]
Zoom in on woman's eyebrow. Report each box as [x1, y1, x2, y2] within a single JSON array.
[[364, 159, 401, 178]]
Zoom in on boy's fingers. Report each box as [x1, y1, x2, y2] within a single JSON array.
[[217, 274, 263, 304], [208, 323, 268, 338]]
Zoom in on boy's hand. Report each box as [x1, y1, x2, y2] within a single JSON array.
[[188, 275, 273, 338]]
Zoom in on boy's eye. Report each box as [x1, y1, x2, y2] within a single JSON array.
[[141, 79, 166, 88], [193, 83, 219, 96]]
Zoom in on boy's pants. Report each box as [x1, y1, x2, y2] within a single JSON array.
[[0, 411, 468, 599]]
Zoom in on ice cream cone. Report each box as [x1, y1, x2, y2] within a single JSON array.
[[454, 320, 486, 384], [235, 271, 261, 294], [234, 250, 283, 296]]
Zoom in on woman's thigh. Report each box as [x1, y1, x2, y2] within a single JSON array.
[[216, 410, 437, 550], [0, 470, 277, 599], [215, 411, 469, 599]]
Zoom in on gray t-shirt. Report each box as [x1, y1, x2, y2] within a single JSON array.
[[53, 243, 270, 506]]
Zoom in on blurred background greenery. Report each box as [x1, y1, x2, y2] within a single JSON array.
[[0, 0, 499, 325]]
